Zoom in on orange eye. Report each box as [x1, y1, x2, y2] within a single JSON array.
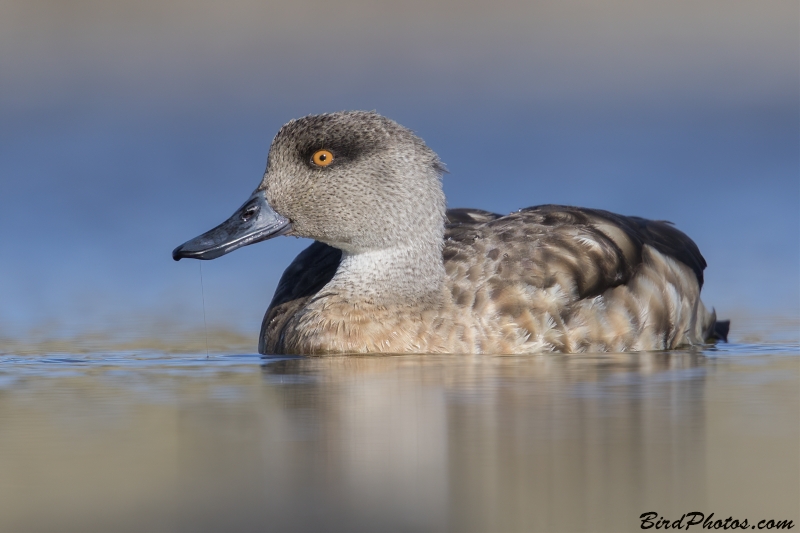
[[311, 149, 334, 167]]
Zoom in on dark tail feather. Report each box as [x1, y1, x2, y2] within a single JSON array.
[[708, 320, 730, 343]]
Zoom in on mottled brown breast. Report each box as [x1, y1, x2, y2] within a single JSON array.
[[259, 240, 341, 354]]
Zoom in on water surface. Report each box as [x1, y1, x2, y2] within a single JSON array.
[[0, 344, 797, 532]]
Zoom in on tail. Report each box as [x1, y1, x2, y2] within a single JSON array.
[[703, 308, 730, 343]]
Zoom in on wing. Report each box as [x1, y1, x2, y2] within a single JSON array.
[[259, 240, 342, 354], [444, 204, 706, 302]]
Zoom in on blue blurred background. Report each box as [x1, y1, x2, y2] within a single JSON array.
[[1, 0, 797, 347]]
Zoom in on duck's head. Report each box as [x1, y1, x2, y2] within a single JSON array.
[[173, 111, 446, 261]]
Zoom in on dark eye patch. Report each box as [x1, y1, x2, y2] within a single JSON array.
[[299, 135, 383, 169]]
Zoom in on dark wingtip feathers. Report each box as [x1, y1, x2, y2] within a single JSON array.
[[709, 319, 730, 343]]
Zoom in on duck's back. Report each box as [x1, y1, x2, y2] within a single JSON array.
[[442, 205, 715, 353], [261, 205, 717, 354]]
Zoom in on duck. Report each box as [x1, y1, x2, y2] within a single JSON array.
[[173, 110, 728, 355]]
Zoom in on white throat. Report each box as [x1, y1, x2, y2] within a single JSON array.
[[327, 245, 445, 304]]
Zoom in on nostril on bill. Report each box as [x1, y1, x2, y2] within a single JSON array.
[[241, 206, 259, 221]]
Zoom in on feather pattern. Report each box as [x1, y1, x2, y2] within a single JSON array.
[[261, 205, 716, 355]]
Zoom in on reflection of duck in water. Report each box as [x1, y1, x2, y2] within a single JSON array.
[[173, 111, 729, 355]]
